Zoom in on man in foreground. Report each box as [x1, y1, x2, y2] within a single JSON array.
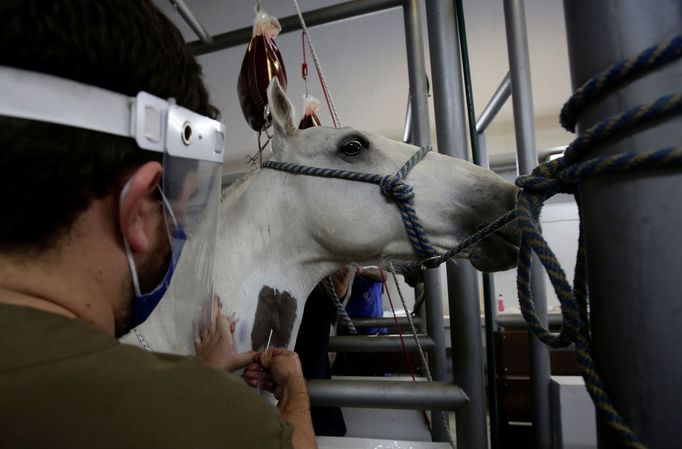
[[0, 1, 315, 448]]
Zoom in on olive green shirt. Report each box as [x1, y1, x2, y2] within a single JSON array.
[[0, 304, 293, 449]]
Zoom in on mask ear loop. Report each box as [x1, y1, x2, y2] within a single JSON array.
[[119, 178, 178, 297], [120, 178, 143, 297]]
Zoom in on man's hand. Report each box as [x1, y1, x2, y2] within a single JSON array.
[[194, 295, 256, 372], [243, 349, 306, 400], [356, 265, 387, 282], [244, 349, 317, 449]]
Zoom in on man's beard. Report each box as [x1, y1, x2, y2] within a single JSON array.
[[114, 220, 172, 337]]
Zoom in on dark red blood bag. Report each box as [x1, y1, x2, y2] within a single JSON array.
[[237, 7, 288, 132], [298, 94, 322, 129]]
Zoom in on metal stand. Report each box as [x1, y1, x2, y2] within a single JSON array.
[[503, 0, 552, 448], [424, 1, 488, 447], [402, 0, 451, 442], [563, 1, 682, 447]]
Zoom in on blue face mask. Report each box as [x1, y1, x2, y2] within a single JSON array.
[[131, 226, 187, 326], [120, 179, 188, 328]]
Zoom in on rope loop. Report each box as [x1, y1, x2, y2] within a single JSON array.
[[510, 34, 682, 449], [380, 175, 415, 202]]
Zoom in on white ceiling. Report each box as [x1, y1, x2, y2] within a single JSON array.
[[153, 0, 574, 173]]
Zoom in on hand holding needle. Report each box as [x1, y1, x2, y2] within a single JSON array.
[[256, 328, 274, 394]]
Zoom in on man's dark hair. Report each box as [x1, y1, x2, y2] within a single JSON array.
[[0, 0, 217, 253]]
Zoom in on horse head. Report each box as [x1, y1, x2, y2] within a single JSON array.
[[121, 79, 521, 355], [264, 78, 519, 272]]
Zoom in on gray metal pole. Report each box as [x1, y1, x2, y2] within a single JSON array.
[[503, 1, 552, 448], [425, 1, 487, 448], [480, 133, 501, 449], [402, 0, 450, 443], [476, 73, 512, 134], [329, 335, 435, 352], [188, 0, 403, 55], [308, 379, 469, 410], [563, 2, 682, 447], [482, 271, 500, 449], [168, 0, 213, 44]]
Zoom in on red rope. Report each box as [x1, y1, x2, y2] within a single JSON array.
[[380, 268, 432, 431]]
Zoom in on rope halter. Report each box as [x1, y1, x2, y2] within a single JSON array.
[[262, 145, 440, 260]]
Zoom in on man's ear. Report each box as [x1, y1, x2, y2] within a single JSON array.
[[119, 162, 163, 253], [267, 78, 298, 155]]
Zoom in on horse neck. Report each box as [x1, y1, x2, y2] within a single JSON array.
[[215, 170, 339, 343]]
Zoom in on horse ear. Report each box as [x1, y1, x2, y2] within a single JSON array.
[[267, 78, 298, 153]]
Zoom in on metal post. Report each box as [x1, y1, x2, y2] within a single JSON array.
[[503, 0, 552, 448], [307, 379, 469, 410], [479, 132, 501, 449], [476, 73, 512, 134], [425, 1, 487, 448], [402, 0, 450, 442], [563, 1, 682, 447], [168, 0, 213, 44], [329, 335, 436, 352], [188, 0, 403, 55]]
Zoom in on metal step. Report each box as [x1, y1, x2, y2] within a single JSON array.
[[339, 316, 423, 329], [307, 379, 469, 410], [328, 335, 435, 352]]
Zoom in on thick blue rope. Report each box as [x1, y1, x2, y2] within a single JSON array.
[[515, 34, 682, 449], [560, 34, 682, 132]]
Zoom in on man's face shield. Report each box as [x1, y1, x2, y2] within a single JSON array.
[[0, 67, 225, 332]]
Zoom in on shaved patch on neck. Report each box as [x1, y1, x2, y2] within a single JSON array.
[[251, 286, 298, 350]]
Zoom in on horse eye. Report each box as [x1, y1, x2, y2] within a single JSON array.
[[340, 138, 364, 156]]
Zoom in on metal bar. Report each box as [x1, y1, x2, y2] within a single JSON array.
[[425, 1, 487, 448], [402, 0, 450, 443], [168, 0, 213, 44], [308, 379, 470, 410], [496, 313, 564, 330], [476, 73, 512, 134], [482, 272, 501, 449], [563, 1, 682, 447], [339, 316, 423, 329], [503, 1, 552, 448], [187, 0, 403, 55], [328, 335, 435, 352], [403, 96, 413, 143]]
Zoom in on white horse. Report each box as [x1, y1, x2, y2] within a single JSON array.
[[121, 80, 519, 355]]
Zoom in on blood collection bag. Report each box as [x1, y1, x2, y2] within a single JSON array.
[[237, 6, 288, 132], [298, 94, 322, 129]]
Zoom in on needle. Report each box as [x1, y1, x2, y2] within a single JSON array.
[[257, 328, 274, 394]]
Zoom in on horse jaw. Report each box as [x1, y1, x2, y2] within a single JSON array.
[[213, 169, 342, 354]]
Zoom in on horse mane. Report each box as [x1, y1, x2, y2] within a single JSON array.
[[221, 168, 261, 201]]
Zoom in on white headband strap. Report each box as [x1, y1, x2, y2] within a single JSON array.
[[0, 66, 224, 164]]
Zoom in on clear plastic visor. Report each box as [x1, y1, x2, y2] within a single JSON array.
[[162, 154, 222, 335]]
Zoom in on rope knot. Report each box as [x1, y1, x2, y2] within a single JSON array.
[[515, 160, 576, 196], [380, 175, 414, 202]]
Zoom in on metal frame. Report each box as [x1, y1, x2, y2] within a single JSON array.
[[168, 0, 213, 44], [424, 1, 488, 447], [503, 1, 552, 447], [563, 1, 682, 447], [307, 379, 468, 410], [193, 1, 558, 448]]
